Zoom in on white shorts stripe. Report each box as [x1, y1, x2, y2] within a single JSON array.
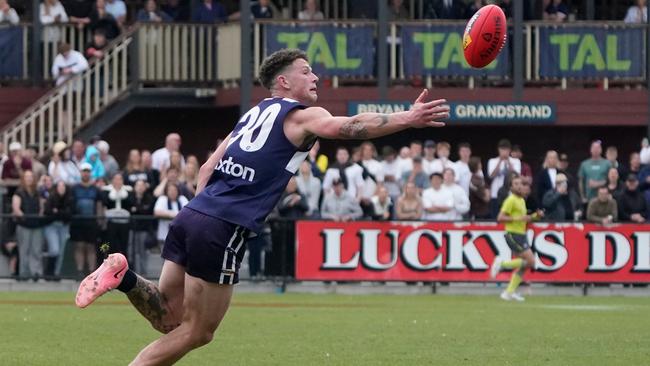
[[220, 226, 241, 284]]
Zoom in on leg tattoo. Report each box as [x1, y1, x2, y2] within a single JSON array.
[[126, 275, 180, 333]]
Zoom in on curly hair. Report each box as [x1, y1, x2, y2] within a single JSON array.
[[258, 49, 308, 90]]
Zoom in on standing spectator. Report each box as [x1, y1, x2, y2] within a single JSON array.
[[84, 144, 105, 180], [89, 0, 120, 40], [624, 0, 647, 23], [49, 141, 80, 185], [85, 28, 108, 61], [2, 142, 33, 194], [381, 146, 402, 201], [298, 0, 324, 20], [140, 149, 160, 189], [605, 146, 621, 175], [12, 170, 45, 281], [395, 182, 422, 220], [422, 172, 453, 221], [620, 152, 642, 184], [578, 140, 611, 205], [154, 183, 188, 244], [162, 0, 190, 21], [137, 0, 172, 22], [43, 181, 73, 279], [251, 0, 273, 19], [468, 157, 490, 219], [511, 145, 532, 184], [322, 146, 364, 199], [0, 0, 19, 24], [617, 174, 647, 223], [40, 0, 69, 44], [543, 0, 568, 22], [63, 0, 93, 30], [96, 140, 118, 179], [395, 146, 412, 175], [454, 142, 472, 196], [370, 185, 393, 221], [401, 156, 430, 191], [320, 178, 363, 221], [535, 150, 559, 205], [542, 173, 575, 221], [70, 162, 102, 278], [129, 180, 155, 274], [192, 0, 227, 23], [101, 173, 133, 256], [180, 160, 198, 199], [422, 139, 437, 175], [606, 167, 623, 198], [151, 132, 184, 172], [558, 152, 577, 190], [640, 137, 650, 165], [487, 139, 521, 218], [276, 177, 308, 219], [307, 140, 327, 178], [388, 0, 409, 20], [442, 168, 470, 220], [24, 144, 47, 182], [360, 142, 384, 184], [70, 139, 86, 167], [409, 140, 423, 160], [153, 166, 192, 198], [424, 0, 465, 19], [104, 0, 126, 26], [51, 42, 89, 87], [586, 186, 618, 225], [296, 160, 321, 218]]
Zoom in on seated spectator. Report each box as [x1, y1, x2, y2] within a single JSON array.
[[380, 146, 402, 201], [542, 173, 575, 221], [37, 174, 54, 201], [422, 172, 453, 221], [85, 28, 108, 62], [3, 142, 33, 191], [443, 168, 469, 220], [40, 0, 69, 44], [370, 186, 393, 221], [154, 183, 188, 243], [320, 178, 363, 222], [96, 140, 118, 180], [298, 0, 324, 20], [0, 0, 19, 24], [617, 174, 647, 223], [624, 0, 647, 23], [401, 156, 430, 192], [153, 166, 192, 199], [48, 141, 80, 185], [389, 0, 409, 20], [43, 180, 73, 279], [13, 170, 45, 281], [543, 0, 568, 22], [296, 160, 321, 218], [192, 0, 227, 23], [129, 179, 155, 274], [468, 157, 490, 220], [89, 0, 120, 40], [251, 0, 273, 18], [51, 42, 89, 87], [162, 0, 190, 21], [586, 186, 617, 225], [63, 0, 92, 30], [84, 144, 105, 180], [276, 177, 309, 219], [105, 0, 125, 26], [137, 0, 172, 22], [395, 182, 422, 220], [606, 167, 623, 198], [424, 0, 465, 19]]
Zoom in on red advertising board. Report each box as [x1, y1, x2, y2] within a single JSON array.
[[295, 221, 650, 283]]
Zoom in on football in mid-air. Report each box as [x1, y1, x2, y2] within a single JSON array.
[[463, 4, 507, 68]]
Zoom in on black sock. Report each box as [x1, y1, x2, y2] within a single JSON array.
[[117, 269, 137, 293]]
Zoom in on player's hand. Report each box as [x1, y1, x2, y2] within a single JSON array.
[[535, 209, 545, 219], [409, 89, 449, 128]]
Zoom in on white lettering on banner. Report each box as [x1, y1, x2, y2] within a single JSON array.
[[357, 104, 408, 114], [445, 231, 489, 270], [360, 229, 399, 270], [632, 232, 650, 272], [587, 232, 631, 271], [401, 230, 443, 270], [533, 231, 568, 271], [322, 229, 359, 269], [454, 104, 553, 121]]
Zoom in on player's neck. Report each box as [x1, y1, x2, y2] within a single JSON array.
[[270, 91, 304, 104]]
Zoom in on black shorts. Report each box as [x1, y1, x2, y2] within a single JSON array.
[[505, 232, 530, 254], [162, 208, 250, 285]]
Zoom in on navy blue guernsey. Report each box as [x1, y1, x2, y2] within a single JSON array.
[[187, 97, 309, 233]]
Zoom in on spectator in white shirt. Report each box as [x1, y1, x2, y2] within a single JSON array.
[[624, 0, 647, 23], [443, 168, 470, 220], [298, 0, 324, 20], [105, 0, 127, 26], [422, 139, 437, 175], [454, 142, 472, 196], [151, 132, 184, 172], [321, 178, 363, 222], [370, 185, 393, 221], [422, 172, 454, 221], [0, 0, 19, 24], [40, 0, 69, 43], [323, 146, 364, 200], [296, 160, 321, 218], [640, 137, 650, 165], [360, 141, 384, 183], [410, 140, 423, 160], [395, 146, 412, 175], [380, 146, 402, 201], [51, 42, 89, 88], [431, 141, 456, 174], [154, 183, 188, 242], [487, 139, 521, 218]]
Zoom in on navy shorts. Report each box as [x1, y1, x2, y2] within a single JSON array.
[[162, 208, 251, 285], [505, 232, 531, 254]]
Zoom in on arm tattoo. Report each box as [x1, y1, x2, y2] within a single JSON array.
[[126, 275, 179, 333], [340, 114, 389, 139]]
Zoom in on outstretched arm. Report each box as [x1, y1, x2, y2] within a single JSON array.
[[286, 89, 449, 142]]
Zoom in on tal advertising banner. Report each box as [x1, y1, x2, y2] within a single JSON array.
[[295, 221, 650, 283]]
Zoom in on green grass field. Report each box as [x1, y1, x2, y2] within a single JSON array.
[[1, 291, 648, 365]]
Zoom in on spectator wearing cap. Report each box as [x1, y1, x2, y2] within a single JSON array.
[[454, 142, 472, 196], [511, 145, 532, 184], [48, 141, 81, 185], [401, 156, 430, 192], [617, 174, 647, 223], [70, 162, 103, 278], [535, 150, 559, 205], [487, 139, 521, 218], [442, 168, 469, 220], [2, 142, 33, 190], [586, 186, 618, 225], [422, 139, 437, 175], [323, 146, 364, 200], [320, 178, 363, 222], [542, 173, 575, 221], [380, 146, 402, 201], [578, 140, 611, 205], [422, 172, 454, 221], [24, 144, 47, 182], [96, 140, 119, 180]]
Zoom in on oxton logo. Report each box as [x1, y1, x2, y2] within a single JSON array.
[[216, 156, 256, 182]]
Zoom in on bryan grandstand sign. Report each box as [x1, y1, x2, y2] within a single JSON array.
[[295, 221, 650, 283]]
